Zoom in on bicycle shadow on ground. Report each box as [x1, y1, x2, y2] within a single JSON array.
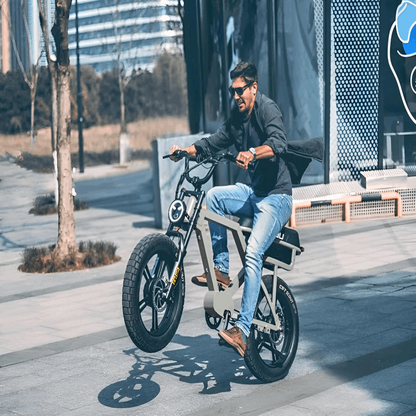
[[98, 333, 261, 409]]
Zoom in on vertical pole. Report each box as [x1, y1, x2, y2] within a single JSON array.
[[219, 0, 230, 120], [323, 0, 331, 184], [378, 1, 386, 170], [275, 0, 280, 100], [267, 0, 276, 102], [75, 0, 84, 173], [195, 0, 206, 133], [219, 0, 231, 185]]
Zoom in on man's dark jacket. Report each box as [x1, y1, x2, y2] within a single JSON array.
[[194, 92, 323, 191]]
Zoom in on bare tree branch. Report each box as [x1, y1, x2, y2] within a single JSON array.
[[4, 0, 42, 144], [3, 3, 30, 84], [37, 0, 55, 69]]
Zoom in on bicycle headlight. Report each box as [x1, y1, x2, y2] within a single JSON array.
[[168, 199, 186, 224]]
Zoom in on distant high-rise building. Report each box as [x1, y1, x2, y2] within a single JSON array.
[[0, 0, 55, 73], [28, 0, 55, 67], [0, 0, 11, 73], [68, 0, 182, 74], [1, 0, 30, 73]]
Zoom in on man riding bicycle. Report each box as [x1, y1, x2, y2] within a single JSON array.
[[169, 61, 292, 357]]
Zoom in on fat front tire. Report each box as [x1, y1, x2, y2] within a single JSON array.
[[122, 233, 185, 352], [245, 275, 299, 382]]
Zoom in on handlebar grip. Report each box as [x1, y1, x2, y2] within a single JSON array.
[[163, 150, 188, 160], [236, 158, 255, 171]]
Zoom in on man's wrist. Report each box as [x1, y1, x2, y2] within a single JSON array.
[[248, 147, 256, 161]]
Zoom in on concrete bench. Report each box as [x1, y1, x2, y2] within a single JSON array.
[[290, 191, 403, 229]]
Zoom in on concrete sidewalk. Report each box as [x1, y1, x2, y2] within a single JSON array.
[[1, 159, 416, 415]]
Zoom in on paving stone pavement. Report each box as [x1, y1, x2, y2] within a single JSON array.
[[1, 159, 416, 415]]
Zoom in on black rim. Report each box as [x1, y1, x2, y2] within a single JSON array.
[[252, 297, 294, 369], [137, 251, 179, 336]]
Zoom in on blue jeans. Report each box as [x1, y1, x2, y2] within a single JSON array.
[[206, 183, 293, 336]]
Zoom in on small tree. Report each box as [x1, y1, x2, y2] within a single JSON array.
[[38, 0, 76, 259], [101, 0, 145, 164], [4, 0, 42, 145], [102, 0, 182, 164]]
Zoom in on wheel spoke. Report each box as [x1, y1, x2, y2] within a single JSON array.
[[271, 346, 285, 362], [257, 309, 266, 320], [255, 334, 265, 353], [152, 307, 159, 331], [139, 298, 148, 313], [143, 265, 152, 282], [155, 259, 166, 280], [256, 341, 264, 353], [259, 338, 285, 362]]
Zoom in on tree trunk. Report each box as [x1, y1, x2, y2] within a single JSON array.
[[30, 88, 36, 146], [51, 0, 76, 259], [30, 70, 38, 146], [51, 73, 59, 207], [119, 73, 126, 135], [54, 65, 76, 258], [51, 74, 58, 153], [119, 73, 131, 165]]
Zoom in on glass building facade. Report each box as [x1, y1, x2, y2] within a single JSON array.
[[68, 0, 182, 74], [183, 0, 416, 186], [0, 0, 30, 73]]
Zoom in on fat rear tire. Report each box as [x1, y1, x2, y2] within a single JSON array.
[[244, 275, 299, 382], [122, 233, 185, 352]]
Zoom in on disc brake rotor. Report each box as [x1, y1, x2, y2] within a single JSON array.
[[269, 309, 285, 347], [151, 278, 168, 312]]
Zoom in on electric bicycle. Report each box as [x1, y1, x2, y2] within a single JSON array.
[[122, 151, 302, 382]]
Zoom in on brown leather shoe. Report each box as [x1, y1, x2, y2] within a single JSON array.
[[218, 326, 246, 357], [191, 267, 230, 290]]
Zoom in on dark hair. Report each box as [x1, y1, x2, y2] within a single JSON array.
[[230, 61, 258, 84]]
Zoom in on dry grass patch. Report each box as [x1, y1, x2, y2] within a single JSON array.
[[0, 116, 189, 158], [19, 241, 120, 273]]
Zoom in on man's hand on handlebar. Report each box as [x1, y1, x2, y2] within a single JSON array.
[[236, 150, 255, 170], [167, 145, 185, 162], [168, 144, 197, 162]]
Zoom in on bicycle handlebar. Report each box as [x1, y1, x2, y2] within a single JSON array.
[[163, 151, 255, 192], [162, 150, 189, 161]]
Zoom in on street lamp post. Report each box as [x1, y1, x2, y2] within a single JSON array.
[[75, 0, 84, 173]]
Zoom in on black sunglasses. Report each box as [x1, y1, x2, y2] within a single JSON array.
[[228, 82, 253, 96]]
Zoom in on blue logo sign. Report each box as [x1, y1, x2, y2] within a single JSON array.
[[388, 0, 416, 124], [397, 0, 416, 55]]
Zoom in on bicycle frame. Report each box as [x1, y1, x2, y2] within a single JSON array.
[[123, 151, 302, 382], [195, 205, 301, 333], [164, 152, 301, 335]]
